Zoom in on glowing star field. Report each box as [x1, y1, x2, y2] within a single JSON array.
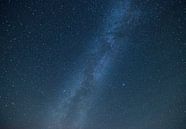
[[0, 0, 185, 129]]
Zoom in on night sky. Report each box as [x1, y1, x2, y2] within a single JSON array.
[[0, 0, 186, 129]]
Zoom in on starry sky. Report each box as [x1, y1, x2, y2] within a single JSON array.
[[0, 0, 186, 129]]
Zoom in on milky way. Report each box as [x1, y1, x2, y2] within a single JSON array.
[[43, 1, 140, 129], [1, 0, 185, 129]]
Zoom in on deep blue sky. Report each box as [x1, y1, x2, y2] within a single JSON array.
[[0, 0, 185, 129]]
